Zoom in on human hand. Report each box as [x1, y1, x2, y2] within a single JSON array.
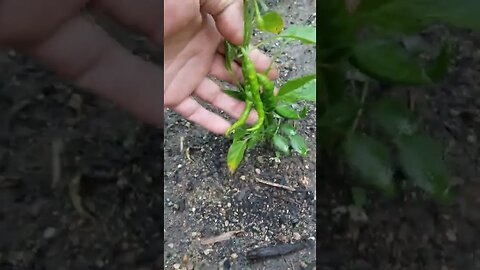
[[0, 0, 164, 127], [164, 0, 278, 134]]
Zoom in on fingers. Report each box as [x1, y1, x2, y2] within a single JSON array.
[[26, 15, 164, 128], [201, 0, 244, 45], [194, 78, 258, 125], [172, 97, 231, 135], [216, 42, 279, 80], [209, 52, 244, 84], [248, 48, 279, 79], [91, 0, 162, 44]]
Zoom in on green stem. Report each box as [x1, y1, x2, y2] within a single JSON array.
[[349, 82, 368, 136]]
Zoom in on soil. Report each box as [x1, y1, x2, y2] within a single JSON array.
[[1, 2, 480, 270]]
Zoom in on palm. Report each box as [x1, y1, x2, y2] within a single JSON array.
[[163, 0, 278, 134]]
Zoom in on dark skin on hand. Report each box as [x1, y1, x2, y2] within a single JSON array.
[[0, 0, 278, 135]]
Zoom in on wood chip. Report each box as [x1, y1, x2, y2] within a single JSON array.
[[255, 178, 295, 192], [69, 173, 95, 221], [200, 230, 243, 245]]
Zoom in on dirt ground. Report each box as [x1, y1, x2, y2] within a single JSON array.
[[1, 2, 480, 270]]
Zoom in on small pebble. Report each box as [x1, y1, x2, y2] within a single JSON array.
[[43, 227, 57, 239], [300, 261, 308, 268], [240, 175, 246, 181], [467, 134, 476, 143], [256, 156, 264, 163], [191, 232, 199, 237], [167, 243, 174, 249], [230, 253, 238, 259], [173, 263, 181, 269], [293, 232, 302, 241], [255, 168, 261, 174], [446, 229, 457, 242], [204, 248, 213, 255]]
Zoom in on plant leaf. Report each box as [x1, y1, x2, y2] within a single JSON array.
[[280, 122, 296, 136], [279, 25, 316, 44], [426, 41, 453, 82], [317, 97, 359, 128], [227, 140, 248, 174], [350, 38, 431, 85], [351, 186, 367, 207], [359, 0, 480, 34], [395, 133, 452, 202], [224, 41, 238, 73], [273, 134, 290, 154], [275, 104, 302, 119], [343, 134, 395, 196], [247, 131, 263, 149], [260, 11, 283, 34], [289, 134, 309, 156], [369, 97, 418, 137], [233, 126, 247, 142], [276, 74, 316, 104], [224, 89, 246, 101], [243, 0, 254, 47]]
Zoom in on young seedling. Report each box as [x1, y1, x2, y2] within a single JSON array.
[[224, 0, 316, 174]]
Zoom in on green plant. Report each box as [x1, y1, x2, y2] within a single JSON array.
[[224, 0, 316, 174], [319, 0, 480, 203]]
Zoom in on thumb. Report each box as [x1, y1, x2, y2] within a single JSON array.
[[200, 0, 244, 45]]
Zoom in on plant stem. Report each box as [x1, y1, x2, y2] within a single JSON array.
[[349, 82, 368, 136]]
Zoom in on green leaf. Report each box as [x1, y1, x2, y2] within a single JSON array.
[[317, 97, 359, 128], [243, 0, 254, 47], [279, 26, 316, 44], [426, 41, 453, 82], [260, 11, 283, 34], [351, 186, 367, 207], [395, 133, 452, 202], [318, 0, 356, 62], [343, 134, 395, 196], [227, 140, 248, 174], [247, 131, 263, 149], [355, 0, 398, 13], [320, 64, 346, 105], [358, 1, 429, 34], [369, 97, 418, 137], [280, 122, 296, 136], [233, 126, 247, 142], [426, 0, 480, 31], [359, 0, 480, 34], [275, 104, 302, 119], [350, 38, 431, 85], [224, 41, 238, 74], [224, 89, 246, 101], [276, 74, 316, 104], [273, 134, 290, 154], [289, 134, 309, 156], [299, 106, 308, 118]]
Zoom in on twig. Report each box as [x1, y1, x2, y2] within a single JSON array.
[[349, 82, 369, 136], [255, 178, 295, 192], [200, 230, 244, 245], [51, 139, 63, 189], [69, 173, 95, 221]]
